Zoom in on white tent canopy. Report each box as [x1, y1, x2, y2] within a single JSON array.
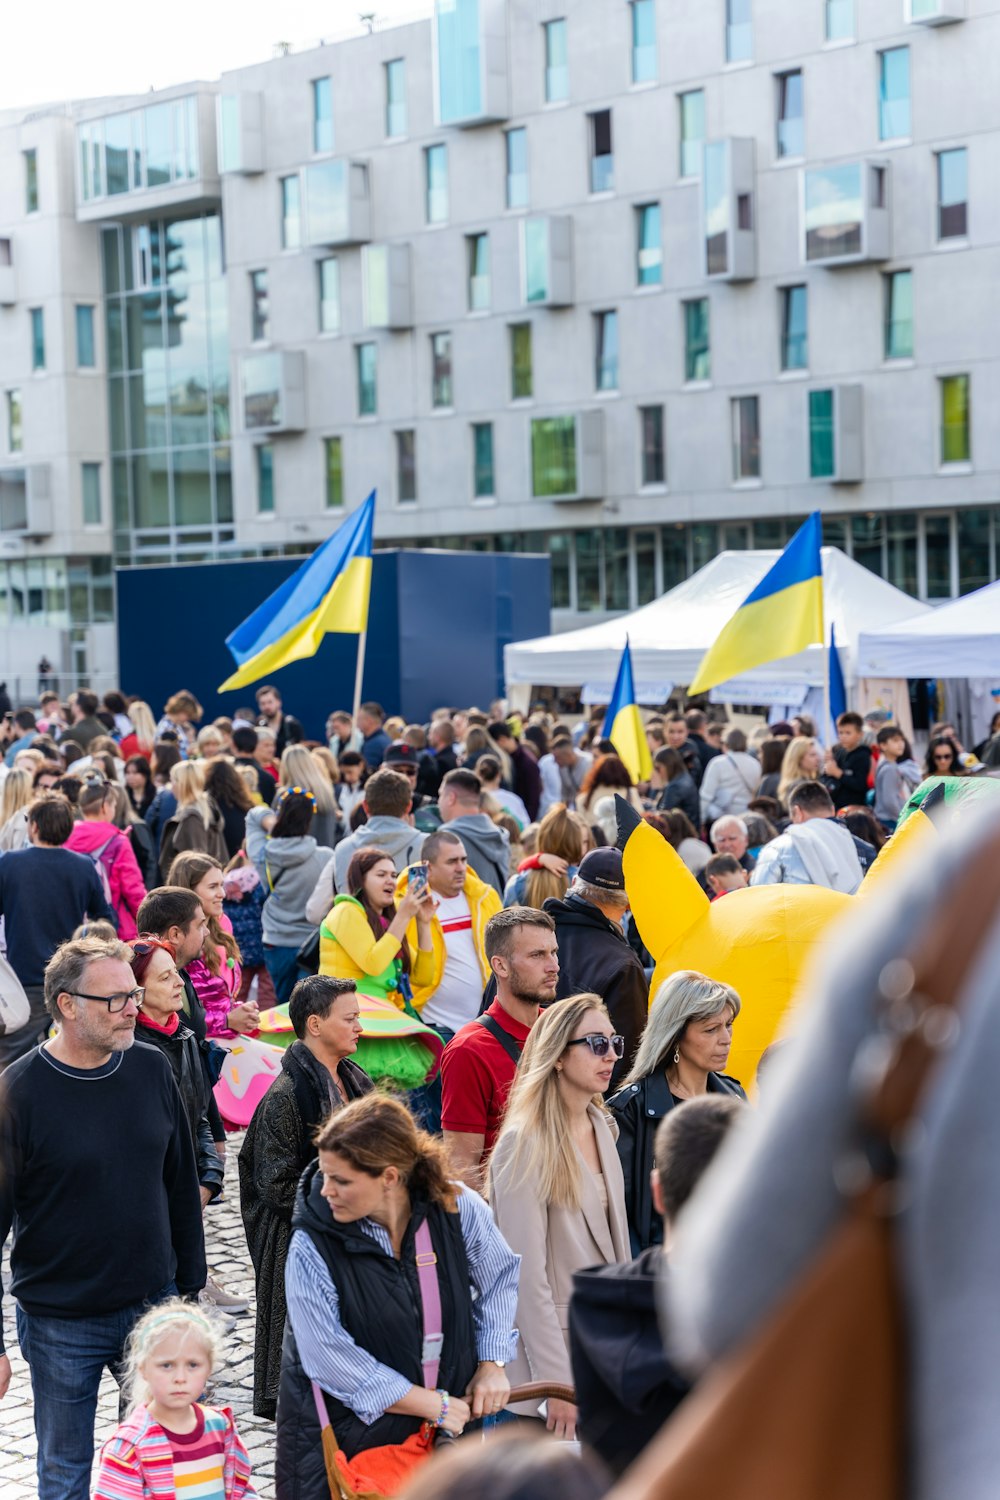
[[505, 547, 930, 697], [857, 579, 1000, 679]]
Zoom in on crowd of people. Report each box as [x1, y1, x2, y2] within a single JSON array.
[[0, 680, 998, 1500]]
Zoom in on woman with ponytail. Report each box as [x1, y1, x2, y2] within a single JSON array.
[[276, 1093, 519, 1500]]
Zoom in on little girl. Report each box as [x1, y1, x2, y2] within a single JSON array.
[[93, 1300, 257, 1499]]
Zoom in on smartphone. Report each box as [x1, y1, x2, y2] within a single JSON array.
[[407, 862, 430, 897]]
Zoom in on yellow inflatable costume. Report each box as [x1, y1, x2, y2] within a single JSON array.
[[617, 796, 932, 1089]]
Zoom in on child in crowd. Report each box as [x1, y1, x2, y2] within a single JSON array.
[[873, 724, 923, 830], [704, 851, 750, 899], [93, 1300, 256, 1498]]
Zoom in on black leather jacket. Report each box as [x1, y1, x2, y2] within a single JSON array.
[[135, 1023, 224, 1199]]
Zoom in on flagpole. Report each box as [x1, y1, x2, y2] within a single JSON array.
[[352, 629, 368, 727]]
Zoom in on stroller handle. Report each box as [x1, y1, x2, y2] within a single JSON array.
[[507, 1382, 576, 1404]]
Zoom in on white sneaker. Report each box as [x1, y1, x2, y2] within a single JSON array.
[[200, 1276, 250, 1313]]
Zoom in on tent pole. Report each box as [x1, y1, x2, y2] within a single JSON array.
[[352, 630, 368, 726]]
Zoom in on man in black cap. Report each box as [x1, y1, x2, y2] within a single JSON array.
[[383, 741, 434, 818], [543, 848, 648, 1088]]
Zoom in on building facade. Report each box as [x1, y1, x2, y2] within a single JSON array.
[[0, 0, 998, 690]]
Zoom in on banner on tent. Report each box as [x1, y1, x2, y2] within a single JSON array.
[[710, 680, 809, 708], [582, 680, 673, 705]]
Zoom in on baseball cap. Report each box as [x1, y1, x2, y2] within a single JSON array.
[[384, 741, 419, 769], [578, 847, 626, 891]]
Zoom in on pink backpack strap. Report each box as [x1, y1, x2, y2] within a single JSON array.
[[414, 1218, 443, 1390]]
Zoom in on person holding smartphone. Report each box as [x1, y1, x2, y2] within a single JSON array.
[[488, 993, 630, 1441]]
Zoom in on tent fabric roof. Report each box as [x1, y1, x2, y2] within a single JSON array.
[[505, 547, 930, 693], [857, 579, 1000, 679]]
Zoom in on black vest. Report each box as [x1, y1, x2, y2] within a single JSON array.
[[274, 1164, 477, 1500]]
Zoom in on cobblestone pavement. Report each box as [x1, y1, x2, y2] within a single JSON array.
[[1, 1132, 279, 1497]]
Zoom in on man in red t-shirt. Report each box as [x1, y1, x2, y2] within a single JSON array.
[[441, 906, 559, 1191]]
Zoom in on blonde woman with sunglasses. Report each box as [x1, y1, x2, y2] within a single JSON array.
[[488, 993, 630, 1440]]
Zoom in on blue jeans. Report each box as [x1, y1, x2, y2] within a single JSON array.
[[16, 1282, 175, 1500], [407, 1025, 454, 1134], [264, 943, 305, 1006]]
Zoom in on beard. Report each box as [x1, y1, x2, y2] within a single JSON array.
[[507, 966, 558, 1007]]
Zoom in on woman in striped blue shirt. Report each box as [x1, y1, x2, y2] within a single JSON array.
[[275, 1094, 519, 1500]]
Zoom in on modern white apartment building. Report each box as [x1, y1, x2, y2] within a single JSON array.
[[0, 0, 998, 689]]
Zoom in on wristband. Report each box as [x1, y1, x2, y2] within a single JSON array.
[[435, 1389, 449, 1428]]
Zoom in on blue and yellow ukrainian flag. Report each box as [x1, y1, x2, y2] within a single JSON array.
[[688, 512, 824, 695], [602, 638, 653, 784], [218, 491, 375, 692]]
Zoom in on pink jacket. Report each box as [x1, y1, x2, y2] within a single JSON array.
[[93, 1403, 256, 1499], [64, 819, 147, 940], [188, 914, 244, 1038]]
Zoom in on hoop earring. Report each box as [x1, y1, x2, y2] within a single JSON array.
[[672, 1049, 680, 1065]]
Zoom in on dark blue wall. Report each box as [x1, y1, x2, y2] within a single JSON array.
[[116, 549, 549, 738]]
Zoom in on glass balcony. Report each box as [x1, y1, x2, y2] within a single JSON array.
[[905, 0, 965, 23], [241, 351, 305, 434], [362, 244, 413, 330], [0, 465, 53, 537], [302, 161, 371, 247], [702, 138, 757, 281], [530, 409, 604, 500], [434, 0, 509, 126], [77, 92, 220, 221], [802, 160, 890, 265], [520, 216, 574, 307], [0, 238, 14, 306], [217, 93, 263, 175], [808, 384, 863, 483]]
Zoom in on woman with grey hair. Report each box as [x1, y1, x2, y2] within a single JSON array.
[[607, 970, 745, 1252]]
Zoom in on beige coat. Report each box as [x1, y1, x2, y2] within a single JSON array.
[[489, 1103, 630, 1412]]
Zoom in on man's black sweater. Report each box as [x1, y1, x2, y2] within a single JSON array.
[[0, 846, 117, 985], [0, 1041, 206, 1351]]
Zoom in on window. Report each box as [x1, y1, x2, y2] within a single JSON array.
[[776, 71, 804, 159], [473, 422, 495, 497], [781, 286, 808, 371], [679, 90, 705, 178], [636, 203, 662, 286], [940, 375, 970, 464], [6, 390, 22, 453], [595, 311, 619, 392], [809, 389, 835, 478], [436, 0, 485, 124], [640, 405, 665, 485], [82, 462, 102, 525], [731, 395, 760, 479], [324, 436, 343, 507], [879, 48, 910, 141], [396, 430, 416, 502], [510, 323, 532, 399], [726, 0, 752, 62], [24, 150, 38, 213], [631, 0, 657, 84], [431, 332, 453, 408], [523, 218, 551, 303], [505, 127, 529, 209], [312, 78, 333, 154], [250, 270, 269, 342], [589, 111, 613, 193], [884, 270, 913, 359], [683, 298, 710, 382], [467, 233, 490, 311], [30, 308, 45, 371], [425, 144, 448, 224], [544, 19, 569, 103], [356, 343, 377, 416], [803, 162, 866, 260], [319, 257, 340, 334], [256, 444, 275, 513], [76, 305, 96, 368], [385, 60, 407, 138], [280, 175, 301, 249], [825, 0, 854, 40], [936, 148, 968, 239], [532, 416, 577, 497]]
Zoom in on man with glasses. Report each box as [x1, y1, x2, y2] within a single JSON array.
[[0, 793, 117, 1069], [0, 935, 205, 1500]]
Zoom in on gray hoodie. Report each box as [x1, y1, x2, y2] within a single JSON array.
[[442, 813, 510, 897], [245, 806, 334, 946], [331, 815, 427, 900]]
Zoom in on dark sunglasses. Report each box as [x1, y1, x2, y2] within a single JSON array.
[[567, 1033, 625, 1060]]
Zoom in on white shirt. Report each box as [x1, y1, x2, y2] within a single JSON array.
[[423, 891, 481, 1033]]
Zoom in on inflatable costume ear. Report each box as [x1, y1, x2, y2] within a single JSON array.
[[616, 794, 710, 960]]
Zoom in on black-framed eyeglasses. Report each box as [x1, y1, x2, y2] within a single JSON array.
[[567, 1033, 625, 1060], [69, 989, 142, 1013]]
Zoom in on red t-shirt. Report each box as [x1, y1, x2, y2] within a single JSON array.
[[440, 999, 531, 1161]]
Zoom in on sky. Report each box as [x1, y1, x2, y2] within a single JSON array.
[[1, 1, 433, 110]]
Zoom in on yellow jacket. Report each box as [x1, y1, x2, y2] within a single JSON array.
[[394, 865, 501, 1011], [319, 894, 434, 1005]]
